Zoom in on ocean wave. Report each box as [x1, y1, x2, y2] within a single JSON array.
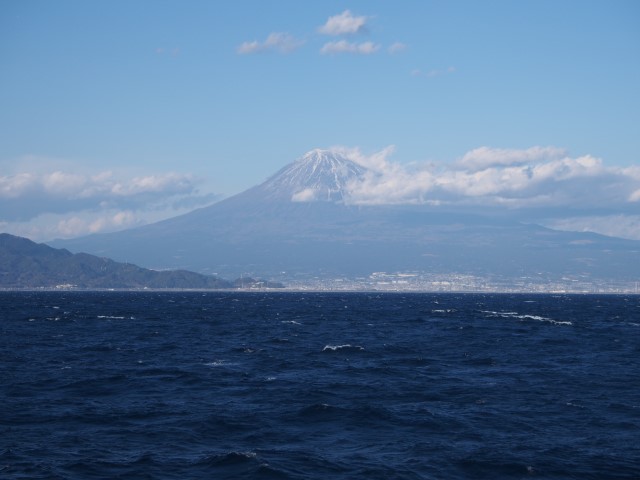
[[322, 344, 365, 352], [203, 360, 239, 367], [3, 291, 638, 480], [193, 451, 259, 468], [481, 310, 572, 325]]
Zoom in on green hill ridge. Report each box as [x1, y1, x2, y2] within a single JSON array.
[[0, 233, 282, 290]]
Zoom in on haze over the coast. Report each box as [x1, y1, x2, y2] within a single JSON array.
[[1, 1, 639, 242]]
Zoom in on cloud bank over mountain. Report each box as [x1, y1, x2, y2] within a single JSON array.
[[334, 146, 640, 240], [341, 146, 639, 209], [1, 147, 638, 241], [50, 148, 640, 284]]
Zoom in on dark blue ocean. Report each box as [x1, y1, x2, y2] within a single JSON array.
[[1, 292, 639, 479]]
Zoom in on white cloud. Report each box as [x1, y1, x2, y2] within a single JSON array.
[[330, 146, 640, 211], [41, 171, 86, 194], [412, 66, 457, 78], [2, 190, 219, 241], [4, 209, 143, 241], [332, 145, 640, 239], [110, 173, 195, 196], [331, 145, 396, 172], [237, 32, 304, 54], [237, 11, 403, 59], [318, 10, 368, 36], [0, 173, 34, 198], [0, 170, 196, 205], [236, 41, 261, 55], [58, 211, 139, 237], [320, 40, 380, 55], [0, 160, 222, 241], [387, 42, 407, 54], [336, 146, 436, 205], [291, 188, 317, 202], [88, 211, 137, 234], [458, 146, 568, 171]]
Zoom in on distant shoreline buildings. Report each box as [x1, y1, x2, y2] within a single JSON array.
[[278, 271, 640, 294]]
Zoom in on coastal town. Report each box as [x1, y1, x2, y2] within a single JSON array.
[[279, 271, 640, 294]]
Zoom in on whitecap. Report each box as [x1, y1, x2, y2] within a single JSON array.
[[482, 310, 519, 316], [204, 360, 238, 367], [482, 310, 571, 325], [516, 314, 572, 325], [205, 360, 226, 367], [230, 451, 257, 459], [322, 344, 364, 352]]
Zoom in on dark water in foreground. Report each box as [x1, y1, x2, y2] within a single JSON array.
[[1, 292, 639, 479]]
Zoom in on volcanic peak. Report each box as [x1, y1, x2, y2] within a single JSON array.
[[260, 149, 368, 202]]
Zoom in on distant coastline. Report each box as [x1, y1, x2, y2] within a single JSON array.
[[2, 284, 637, 295]]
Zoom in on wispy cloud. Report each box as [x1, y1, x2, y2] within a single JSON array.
[[237, 32, 304, 55], [320, 40, 380, 55], [412, 67, 456, 78], [318, 10, 369, 36], [238, 11, 403, 58], [0, 160, 220, 240], [155, 47, 181, 57], [0, 170, 197, 207], [2, 209, 146, 242], [387, 42, 407, 54], [57, 211, 139, 237], [457, 146, 568, 171]]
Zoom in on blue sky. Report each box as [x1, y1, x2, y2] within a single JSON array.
[[1, 1, 639, 240]]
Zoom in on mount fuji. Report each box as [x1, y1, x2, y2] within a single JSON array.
[[51, 150, 640, 283], [258, 149, 368, 203]]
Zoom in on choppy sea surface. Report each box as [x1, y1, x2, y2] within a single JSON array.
[[1, 292, 639, 479]]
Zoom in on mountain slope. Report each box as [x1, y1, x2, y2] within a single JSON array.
[[51, 150, 640, 282], [0, 233, 233, 289], [259, 149, 369, 202]]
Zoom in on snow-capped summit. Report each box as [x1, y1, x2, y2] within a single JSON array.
[[260, 149, 368, 202]]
